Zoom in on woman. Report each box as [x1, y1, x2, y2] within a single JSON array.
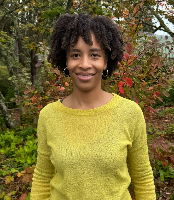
[[30, 12, 156, 200]]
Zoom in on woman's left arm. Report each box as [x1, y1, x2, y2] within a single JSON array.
[[127, 106, 156, 200]]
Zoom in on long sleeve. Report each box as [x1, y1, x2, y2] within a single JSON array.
[[127, 106, 156, 200], [30, 110, 55, 200]]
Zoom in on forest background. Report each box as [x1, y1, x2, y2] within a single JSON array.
[[0, 0, 174, 199]]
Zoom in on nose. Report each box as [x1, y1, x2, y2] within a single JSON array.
[[79, 55, 92, 69]]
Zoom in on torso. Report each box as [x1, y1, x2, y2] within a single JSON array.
[[61, 91, 113, 110]]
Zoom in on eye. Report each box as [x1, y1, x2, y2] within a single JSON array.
[[71, 53, 80, 58], [92, 53, 100, 58]]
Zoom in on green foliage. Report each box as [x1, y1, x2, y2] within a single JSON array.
[[170, 193, 174, 200], [0, 117, 5, 128], [0, 127, 37, 166], [0, 65, 10, 96], [154, 159, 174, 181], [165, 123, 174, 135], [156, 107, 174, 118], [41, 6, 65, 18], [15, 137, 37, 165], [0, 130, 23, 157], [0, 65, 16, 108]]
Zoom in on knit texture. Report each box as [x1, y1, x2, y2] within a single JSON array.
[[30, 93, 156, 200]]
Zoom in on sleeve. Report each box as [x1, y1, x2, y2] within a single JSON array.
[[127, 106, 156, 200], [30, 110, 55, 200]]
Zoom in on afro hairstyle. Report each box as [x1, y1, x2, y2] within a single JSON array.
[[47, 12, 124, 80]]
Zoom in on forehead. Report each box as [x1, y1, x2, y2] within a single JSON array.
[[68, 31, 103, 51]]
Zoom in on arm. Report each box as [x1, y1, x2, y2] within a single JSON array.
[[127, 106, 156, 200], [30, 110, 55, 200]]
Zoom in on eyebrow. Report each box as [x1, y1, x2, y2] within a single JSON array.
[[70, 48, 102, 52]]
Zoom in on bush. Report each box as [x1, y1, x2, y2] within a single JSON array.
[[0, 127, 37, 166], [153, 81, 174, 108]]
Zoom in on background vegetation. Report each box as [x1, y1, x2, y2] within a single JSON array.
[[0, 0, 174, 199]]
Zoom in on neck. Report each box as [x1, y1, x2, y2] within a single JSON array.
[[69, 89, 106, 109]]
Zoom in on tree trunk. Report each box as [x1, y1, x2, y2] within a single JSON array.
[[17, 38, 26, 67], [30, 49, 38, 85], [65, 0, 73, 13], [0, 91, 15, 129]]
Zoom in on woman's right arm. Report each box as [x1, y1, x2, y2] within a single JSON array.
[[30, 110, 55, 200]]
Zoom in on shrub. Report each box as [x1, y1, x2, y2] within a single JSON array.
[[153, 81, 174, 108]]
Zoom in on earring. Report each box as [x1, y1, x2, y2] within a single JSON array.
[[64, 67, 70, 77], [102, 70, 108, 78]]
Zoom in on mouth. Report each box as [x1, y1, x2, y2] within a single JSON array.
[[75, 73, 96, 81], [75, 73, 96, 77]]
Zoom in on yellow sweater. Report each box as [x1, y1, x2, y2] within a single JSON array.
[[30, 93, 156, 200]]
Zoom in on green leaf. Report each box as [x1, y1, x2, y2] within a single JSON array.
[[159, 169, 165, 181], [4, 196, 11, 200]]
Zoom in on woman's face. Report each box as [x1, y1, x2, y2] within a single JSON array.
[[66, 32, 107, 92]]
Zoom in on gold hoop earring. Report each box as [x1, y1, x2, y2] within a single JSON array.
[[102, 70, 108, 78], [64, 67, 70, 77]]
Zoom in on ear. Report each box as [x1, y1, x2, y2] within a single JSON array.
[[104, 61, 107, 70], [104, 52, 108, 70]]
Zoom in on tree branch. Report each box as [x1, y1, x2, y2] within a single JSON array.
[[65, 0, 73, 13], [148, 5, 174, 37]]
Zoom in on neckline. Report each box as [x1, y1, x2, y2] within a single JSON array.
[[54, 93, 118, 116]]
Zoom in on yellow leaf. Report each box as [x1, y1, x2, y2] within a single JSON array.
[[17, 172, 22, 177], [5, 175, 14, 184], [30, 44, 33, 49]]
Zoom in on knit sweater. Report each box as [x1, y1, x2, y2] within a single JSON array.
[[30, 93, 156, 200]]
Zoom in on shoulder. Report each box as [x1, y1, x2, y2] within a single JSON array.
[[116, 95, 144, 120], [38, 101, 59, 120]]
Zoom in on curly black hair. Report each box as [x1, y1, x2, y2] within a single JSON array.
[[47, 12, 123, 80]]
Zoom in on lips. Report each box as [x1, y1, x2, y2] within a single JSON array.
[[75, 73, 95, 76]]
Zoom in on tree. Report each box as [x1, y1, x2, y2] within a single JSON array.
[[0, 0, 173, 127], [0, 91, 14, 129]]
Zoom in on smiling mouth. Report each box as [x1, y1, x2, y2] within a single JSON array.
[[75, 74, 96, 77]]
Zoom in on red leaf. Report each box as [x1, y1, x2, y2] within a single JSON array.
[[153, 91, 161, 97], [38, 105, 41, 109], [125, 77, 133, 87], [31, 96, 35, 102], [149, 106, 155, 113], [136, 101, 138, 104], [19, 193, 27, 200], [163, 160, 167, 168], [119, 87, 124, 94], [124, 52, 130, 60], [128, 60, 133, 66], [60, 87, 65, 91], [126, 43, 132, 54], [118, 81, 124, 87]]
